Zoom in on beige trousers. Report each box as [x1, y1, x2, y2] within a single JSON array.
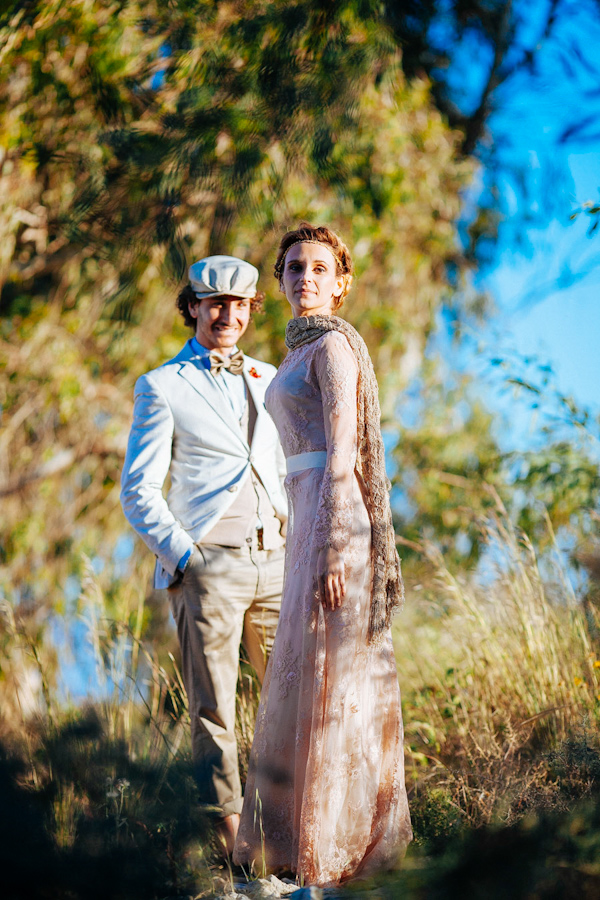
[[168, 543, 284, 818]]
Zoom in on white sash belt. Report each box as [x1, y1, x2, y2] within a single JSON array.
[[286, 450, 327, 474]]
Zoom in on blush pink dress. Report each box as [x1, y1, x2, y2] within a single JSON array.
[[234, 331, 412, 886]]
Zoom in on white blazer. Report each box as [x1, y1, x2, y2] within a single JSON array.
[[120, 340, 287, 589]]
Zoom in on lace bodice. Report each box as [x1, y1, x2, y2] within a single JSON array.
[[265, 331, 359, 553]]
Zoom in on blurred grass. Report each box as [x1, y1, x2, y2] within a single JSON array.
[[395, 498, 600, 839], [2, 504, 600, 897]]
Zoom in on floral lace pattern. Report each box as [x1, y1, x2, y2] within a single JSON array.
[[234, 332, 412, 886], [274, 640, 302, 700]]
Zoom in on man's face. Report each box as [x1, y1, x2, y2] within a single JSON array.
[[188, 295, 252, 352]]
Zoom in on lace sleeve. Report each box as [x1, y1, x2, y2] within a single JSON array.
[[313, 332, 359, 553]]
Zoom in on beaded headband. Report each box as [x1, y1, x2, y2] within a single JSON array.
[[274, 239, 344, 279]]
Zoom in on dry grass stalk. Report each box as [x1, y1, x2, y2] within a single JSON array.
[[396, 504, 600, 826]]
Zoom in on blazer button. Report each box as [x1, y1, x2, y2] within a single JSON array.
[[229, 485, 238, 492]]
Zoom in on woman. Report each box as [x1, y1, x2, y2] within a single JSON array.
[[234, 224, 412, 886]]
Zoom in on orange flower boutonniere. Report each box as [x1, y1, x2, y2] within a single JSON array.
[[248, 367, 261, 378]]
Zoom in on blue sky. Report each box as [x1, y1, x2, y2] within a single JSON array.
[[445, 0, 600, 431], [483, 151, 600, 413]]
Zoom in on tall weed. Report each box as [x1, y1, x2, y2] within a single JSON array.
[[396, 502, 600, 830], [0, 563, 215, 897], [2, 505, 600, 894]]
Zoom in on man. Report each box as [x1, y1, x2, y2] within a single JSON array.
[[120, 255, 287, 855]]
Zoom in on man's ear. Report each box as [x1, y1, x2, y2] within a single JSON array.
[[188, 300, 200, 319]]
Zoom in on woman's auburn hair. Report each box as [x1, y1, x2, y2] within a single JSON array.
[[274, 222, 354, 309], [176, 286, 265, 329]]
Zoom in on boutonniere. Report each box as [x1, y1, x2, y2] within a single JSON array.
[[248, 367, 261, 379]]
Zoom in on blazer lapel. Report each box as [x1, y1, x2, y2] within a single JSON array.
[[243, 367, 269, 454], [178, 359, 249, 451]]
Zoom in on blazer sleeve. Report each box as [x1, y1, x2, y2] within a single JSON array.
[[120, 372, 195, 575]]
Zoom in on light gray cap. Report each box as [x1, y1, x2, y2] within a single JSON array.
[[189, 255, 259, 299]]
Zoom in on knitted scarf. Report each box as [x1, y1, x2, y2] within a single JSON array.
[[285, 314, 404, 642]]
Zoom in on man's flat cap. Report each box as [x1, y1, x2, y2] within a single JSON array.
[[189, 255, 259, 300]]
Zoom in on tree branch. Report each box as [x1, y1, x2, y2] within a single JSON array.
[[462, 0, 562, 155], [462, 0, 514, 156], [0, 444, 125, 499]]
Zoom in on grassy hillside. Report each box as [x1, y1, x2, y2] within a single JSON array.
[[1, 508, 600, 898]]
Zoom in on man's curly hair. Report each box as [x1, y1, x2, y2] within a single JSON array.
[[176, 285, 265, 329]]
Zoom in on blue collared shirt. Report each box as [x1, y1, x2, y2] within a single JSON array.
[[189, 336, 247, 423]]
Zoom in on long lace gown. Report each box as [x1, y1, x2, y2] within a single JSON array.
[[234, 331, 412, 886]]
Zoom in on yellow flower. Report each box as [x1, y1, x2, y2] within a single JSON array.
[[574, 677, 584, 687], [593, 661, 600, 669]]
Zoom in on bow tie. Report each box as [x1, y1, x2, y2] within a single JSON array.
[[209, 349, 244, 376]]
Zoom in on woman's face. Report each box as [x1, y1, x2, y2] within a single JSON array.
[[280, 242, 344, 318]]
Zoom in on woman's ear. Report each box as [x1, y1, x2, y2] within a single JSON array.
[[333, 273, 345, 299]]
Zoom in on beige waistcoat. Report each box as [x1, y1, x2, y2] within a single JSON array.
[[201, 392, 284, 549]]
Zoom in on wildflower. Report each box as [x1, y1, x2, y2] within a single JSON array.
[[593, 661, 600, 669], [574, 677, 584, 687]]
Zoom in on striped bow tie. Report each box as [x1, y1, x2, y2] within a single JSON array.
[[209, 349, 244, 376]]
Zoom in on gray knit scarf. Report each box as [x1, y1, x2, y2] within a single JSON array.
[[285, 314, 404, 642]]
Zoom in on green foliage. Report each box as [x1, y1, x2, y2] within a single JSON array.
[[409, 785, 464, 852], [1, 4, 600, 896], [0, 0, 473, 647], [0, 713, 212, 900], [407, 801, 600, 898], [1, 482, 600, 898], [391, 354, 600, 571], [392, 367, 503, 567]]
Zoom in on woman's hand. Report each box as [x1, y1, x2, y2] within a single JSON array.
[[317, 547, 346, 610]]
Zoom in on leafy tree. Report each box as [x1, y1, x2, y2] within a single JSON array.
[[1, 0, 599, 712], [0, 2, 471, 654]]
